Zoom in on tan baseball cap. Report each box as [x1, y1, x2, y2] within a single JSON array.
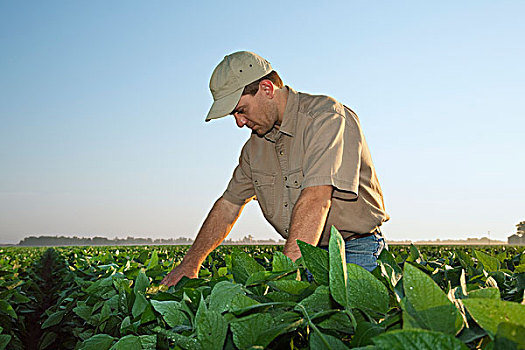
[[205, 51, 273, 122]]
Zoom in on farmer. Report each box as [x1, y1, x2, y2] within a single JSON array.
[[162, 51, 389, 286]]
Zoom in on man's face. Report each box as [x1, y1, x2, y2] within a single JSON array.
[[231, 88, 278, 136]]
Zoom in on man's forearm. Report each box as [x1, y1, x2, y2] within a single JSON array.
[[283, 185, 333, 261], [181, 197, 244, 269], [162, 197, 245, 286]]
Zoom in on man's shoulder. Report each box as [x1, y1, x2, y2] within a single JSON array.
[[296, 91, 346, 120]]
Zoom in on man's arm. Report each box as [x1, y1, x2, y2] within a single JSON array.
[[161, 197, 245, 286], [283, 185, 333, 261]]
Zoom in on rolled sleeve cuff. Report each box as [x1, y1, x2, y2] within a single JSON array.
[[222, 191, 253, 206], [302, 176, 358, 201]]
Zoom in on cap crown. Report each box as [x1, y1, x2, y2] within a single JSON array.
[[210, 51, 273, 100]]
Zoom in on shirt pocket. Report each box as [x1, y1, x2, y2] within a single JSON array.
[[252, 172, 276, 218], [285, 168, 303, 205]]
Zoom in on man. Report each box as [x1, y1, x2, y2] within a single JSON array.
[[162, 51, 389, 287]]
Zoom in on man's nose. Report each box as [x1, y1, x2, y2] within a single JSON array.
[[234, 114, 247, 128]]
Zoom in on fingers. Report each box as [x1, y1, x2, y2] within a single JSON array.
[[161, 271, 183, 287], [161, 266, 199, 286]]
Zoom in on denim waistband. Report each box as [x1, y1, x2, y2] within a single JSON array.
[[341, 227, 382, 241]]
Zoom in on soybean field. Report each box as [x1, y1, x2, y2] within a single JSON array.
[[1, 228, 524, 349]]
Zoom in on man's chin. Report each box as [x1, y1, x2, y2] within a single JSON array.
[[253, 127, 271, 136]]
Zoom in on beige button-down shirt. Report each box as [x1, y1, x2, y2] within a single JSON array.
[[222, 87, 389, 246]]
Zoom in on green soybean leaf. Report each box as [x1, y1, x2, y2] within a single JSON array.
[[329, 226, 349, 308], [109, 334, 155, 350], [133, 270, 149, 295], [100, 302, 112, 324], [317, 311, 354, 334], [378, 249, 403, 289], [132, 292, 148, 318], [150, 300, 188, 328], [468, 287, 500, 300], [231, 251, 264, 284], [139, 335, 156, 350], [297, 285, 332, 314], [120, 316, 139, 335], [215, 266, 227, 277], [402, 263, 463, 335], [195, 298, 228, 350], [462, 298, 525, 336], [244, 270, 268, 285], [455, 250, 475, 269], [230, 313, 275, 349], [347, 263, 389, 314], [39, 331, 57, 350], [310, 330, 348, 350], [266, 291, 297, 302], [230, 301, 294, 317], [12, 291, 31, 303], [147, 251, 158, 269], [406, 244, 421, 263], [514, 263, 525, 273], [272, 251, 297, 272], [350, 319, 384, 348], [372, 329, 468, 350], [153, 327, 200, 350], [457, 323, 487, 344], [85, 277, 114, 297], [494, 323, 525, 349], [74, 305, 93, 322], [268, 280, 310, 295], [297, 240, 329, 285], [79, 334, 115, 350], [0, 301, 17, 319], [474, 250, 500, 272], [140, 304, 156, 325], [41, 310, 65, 329], [230, 294, 260, 311], [378, 248, 402, 274], [245, 270, 288, 285], [0, 335, 12, 350], [208, 280, 244, 313]]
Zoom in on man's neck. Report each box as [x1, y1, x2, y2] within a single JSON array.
[[276, 86, 289, 126]]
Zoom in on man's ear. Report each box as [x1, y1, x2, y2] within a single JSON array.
[[259, 80, 275, 98]]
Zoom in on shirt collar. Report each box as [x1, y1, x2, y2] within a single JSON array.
[[264, 86, 298, 142]]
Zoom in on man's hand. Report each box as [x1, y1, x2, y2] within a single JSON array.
[[160, 197, 245, 287], [283, 185, 333, 261], [161, 263, 199, 287]]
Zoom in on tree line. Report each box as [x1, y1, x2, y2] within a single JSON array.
[[16, 235, 285, 246], [18, 235, 194, 246]]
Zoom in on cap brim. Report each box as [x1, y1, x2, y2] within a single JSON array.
[[205, 88, 243, 122]]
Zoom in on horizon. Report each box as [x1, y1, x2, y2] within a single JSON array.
[[1, 232, 512, 246], [1, 1, 524, 244]]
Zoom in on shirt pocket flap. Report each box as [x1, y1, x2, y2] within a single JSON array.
[[253, 173, 275, 187], [285, 169, 303, 189]]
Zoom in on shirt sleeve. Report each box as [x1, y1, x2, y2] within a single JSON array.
[[222, 139, 256, 205], [301, 109, 363, 201]]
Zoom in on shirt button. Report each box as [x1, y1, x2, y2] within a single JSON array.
[[279, 150, 284, 155], [284, 202, 288, 208], [284, 176, 288, 181], [285, 228, 289, 233]]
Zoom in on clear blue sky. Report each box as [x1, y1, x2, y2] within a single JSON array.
[[1, 1, 524, 244]]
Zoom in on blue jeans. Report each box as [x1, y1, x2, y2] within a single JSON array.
[[342, 233, 386, 272]]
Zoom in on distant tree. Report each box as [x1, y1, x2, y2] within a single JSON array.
[[241, 235, 254, 243], [517, 221, 525, 236]]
